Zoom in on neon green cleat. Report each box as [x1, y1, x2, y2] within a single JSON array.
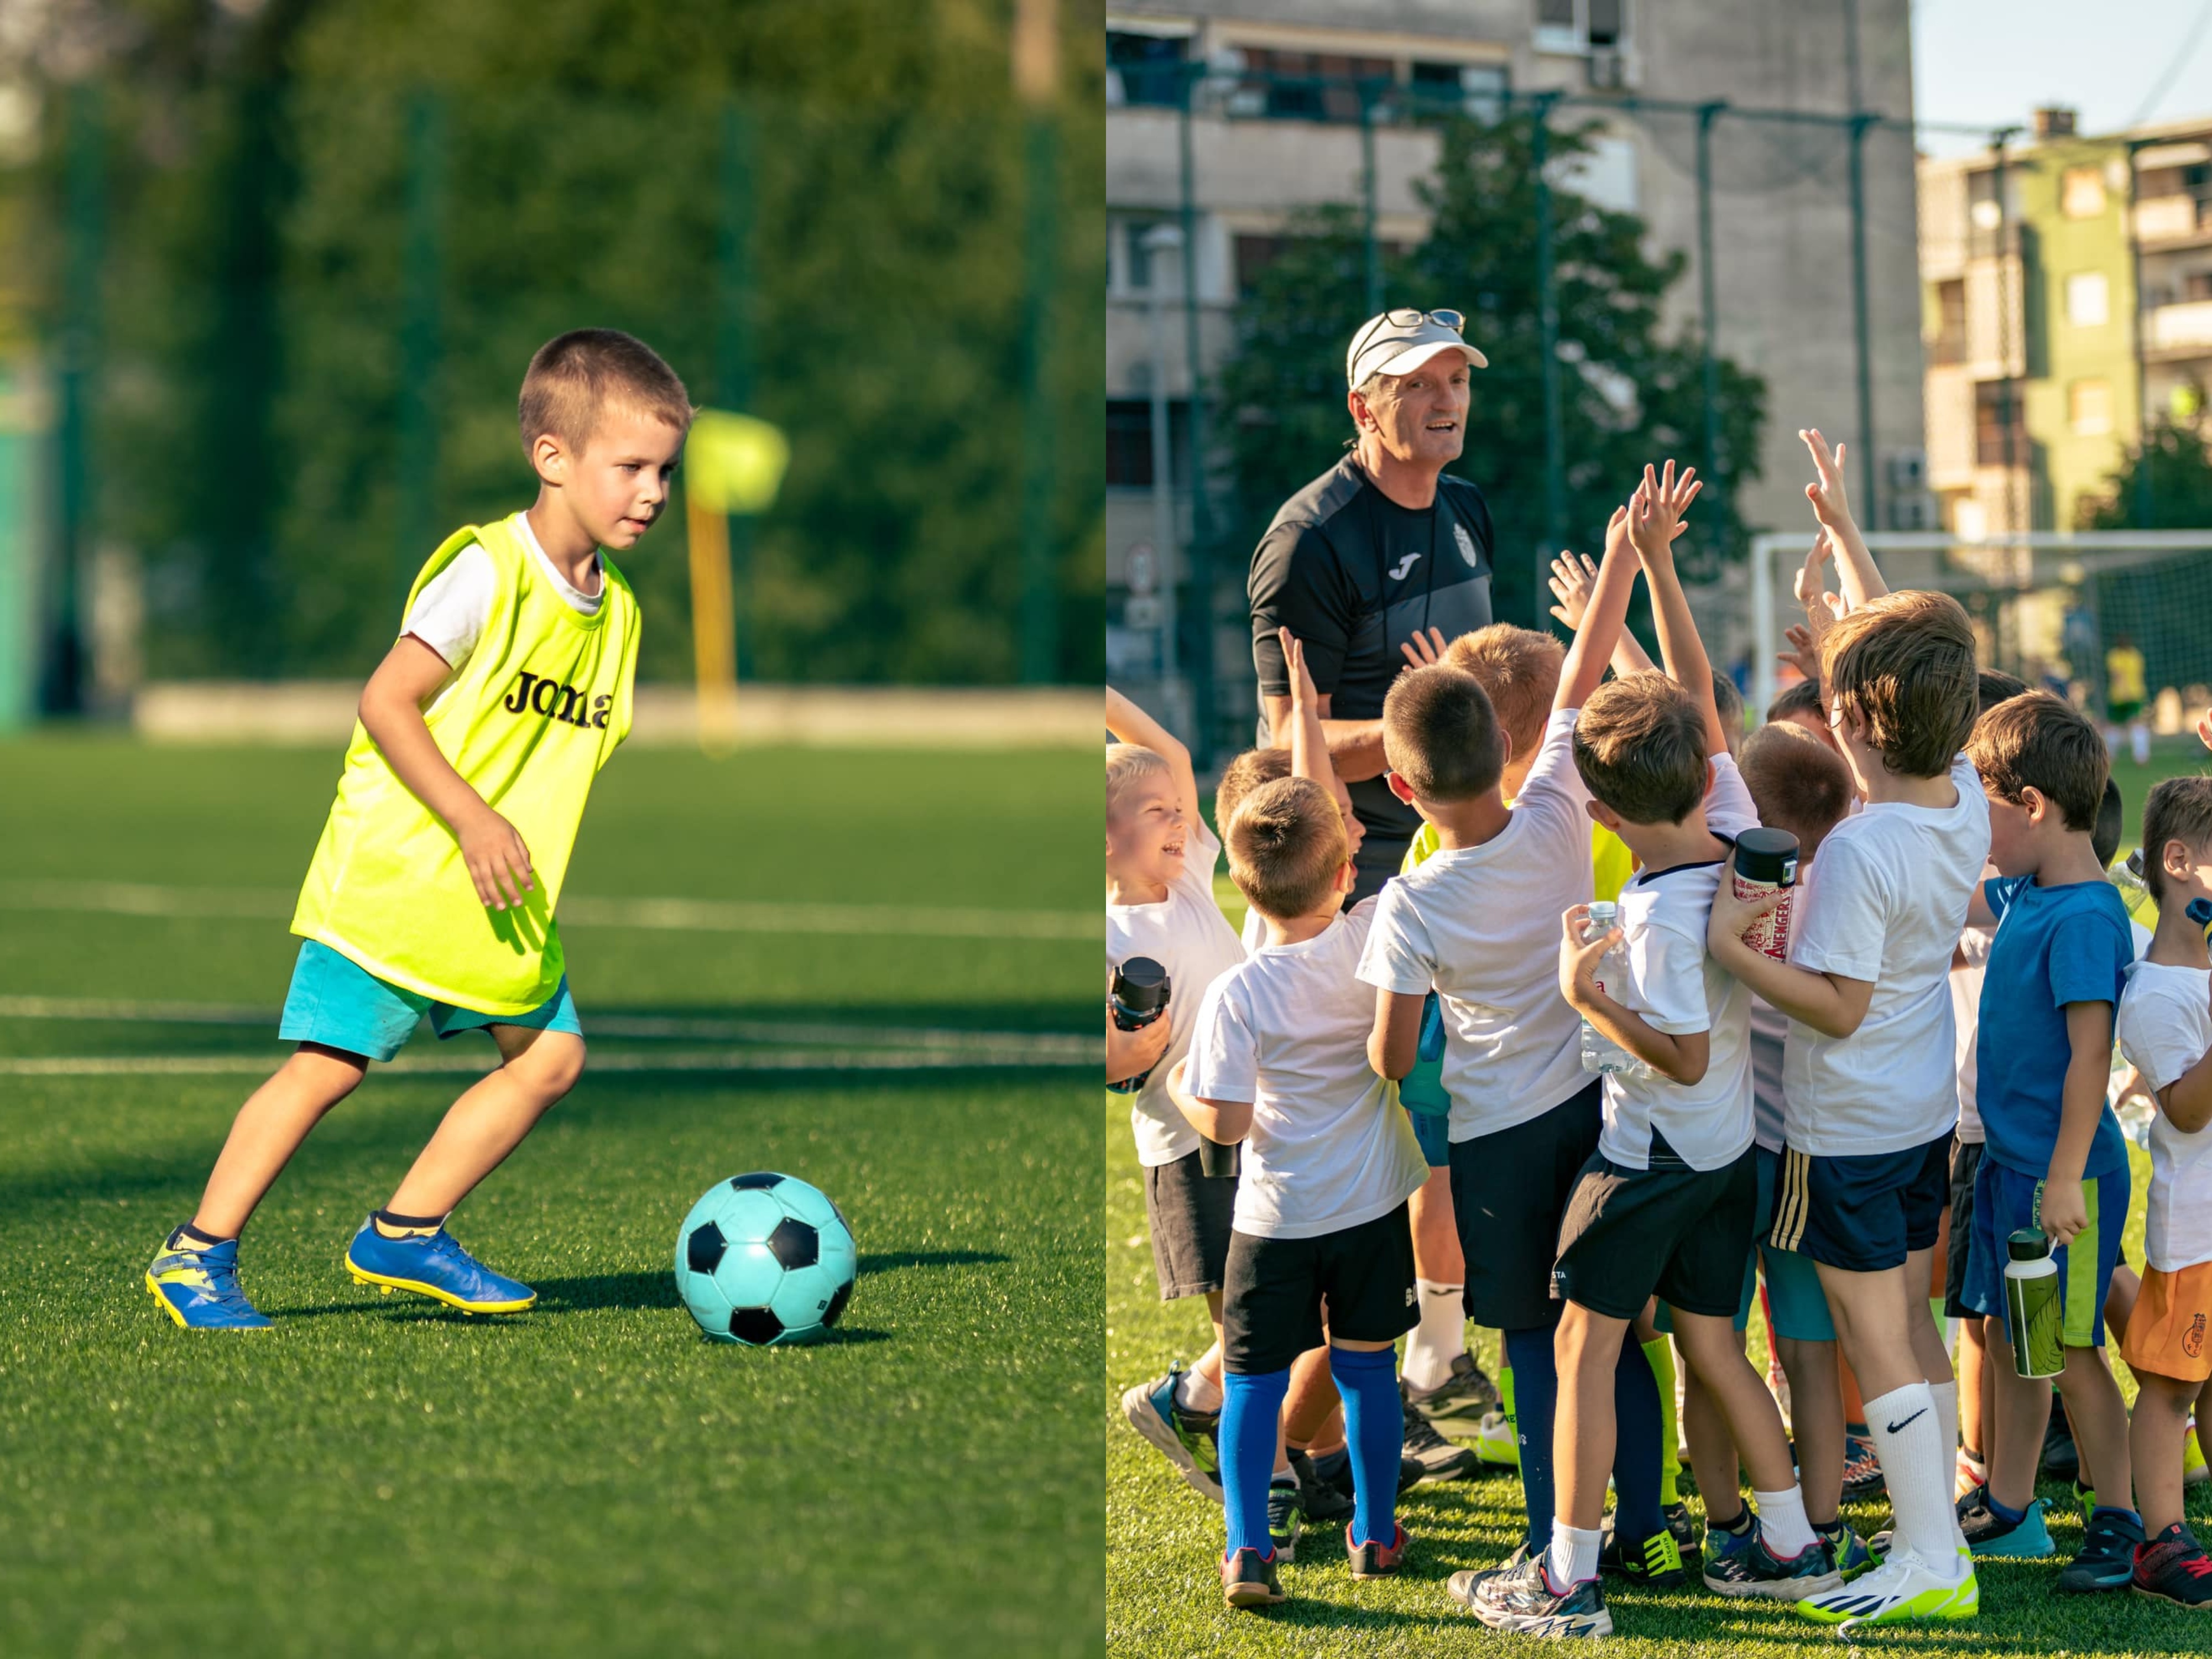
[[1796, 1546, 1978, 1633]]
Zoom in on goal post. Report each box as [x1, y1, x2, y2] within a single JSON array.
[[1748, 529, 2212, 731]]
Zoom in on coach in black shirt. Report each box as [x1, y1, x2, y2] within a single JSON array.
[[1249, 309, 1496, 899]]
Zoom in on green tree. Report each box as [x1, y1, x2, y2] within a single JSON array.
[[2084, 417, 2212, 531], [1216, 111, 1766, 627]]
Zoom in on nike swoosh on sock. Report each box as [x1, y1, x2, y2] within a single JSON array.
[[1886, 1408, 1927, 1434]]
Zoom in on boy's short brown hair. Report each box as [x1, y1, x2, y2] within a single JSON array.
[[1740, 722, 1851, 849], [2140, 776, 2212, 907], [1978, 668, 2030, 713], [1965, 689, 2108, 832], [1711, 669, 1744, 748], [1215, 747, 1290, 831], [1820, 590, 1978, 779], [1381, 665, 1507, 803], [1572, 671, 1709, 826], [520, 328, 693, 458], [1765, 677, 1825, 727], [1441, 625, 1563, 759], [1227, 776, 1348, 921]]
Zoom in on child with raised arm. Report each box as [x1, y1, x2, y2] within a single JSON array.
[[1173, 633, 1428, 1610], [145, 330, 686, 1328], [1705, 429, 1983, 1630], [2115, 776, 2212, 1608]]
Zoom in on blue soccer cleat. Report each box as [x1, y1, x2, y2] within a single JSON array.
[[344, 1220, 535, 1313], [145, 1236, 273, 1330]]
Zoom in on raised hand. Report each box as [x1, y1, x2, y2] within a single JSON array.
[[1399, 625, 1449, 670], [1777, 623, 1822, 685], [1548, 552, 1599, 629], [1799, 427, 1856, 540], [1280, 626, 1319, 711], [1626, 460, 1702, 562]]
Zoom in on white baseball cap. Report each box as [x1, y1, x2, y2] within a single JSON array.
[[1345, 308, 1488, 389]]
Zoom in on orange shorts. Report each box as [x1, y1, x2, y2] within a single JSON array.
[[2119, 1261, 2212, 1384]]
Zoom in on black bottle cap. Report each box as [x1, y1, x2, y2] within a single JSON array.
[[1734, 826, 1800, 888], [1113, 956, 1171, 1015], [2006, 1228, 2053, 1263]]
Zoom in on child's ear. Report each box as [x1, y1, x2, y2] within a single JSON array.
[[2020, 784, 2048, 827], [1334, 860, 1357, 895], [2165, 836, 2194, 885], [1385, 771, 1417, 806], [1584, 796, 1623, 834]]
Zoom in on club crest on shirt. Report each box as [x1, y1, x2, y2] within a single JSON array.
[[1454, 522, 1479, 568]]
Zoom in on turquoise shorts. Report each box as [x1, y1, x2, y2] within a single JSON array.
[[1651, 1145, 1836, 1343], [278, 940, 582, 1064]]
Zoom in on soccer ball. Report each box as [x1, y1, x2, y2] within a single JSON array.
[[675, 1172, 857, 1345]]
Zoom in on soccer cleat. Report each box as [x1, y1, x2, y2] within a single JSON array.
[[1840, 1432, 1886, 1498], [2133, 1522, 2212, 1609], [1598, 1521, 1693, 1588], [343, 1220, 535, 1312], [1400, 1385, 1480, 1482], [1265, 1478, 1303, 1562], [1700, 1516, 1843, 1600], [1120, 1365, 1223, 1502], [1285, 1447, 1353, 1523], [1817, 1518, 1877, 1582], [2187, 1421, 2209, 1486], [144, 1236, 272, 1330], [1348, 1521, 1409, 1580], [1662, 1501, 1700, 1554], [1452, 1553, 1612, 1639], [1796, 1545, 1978, 1631], [2057, 1506, 2145, 1592], [1472, 1407, 1521, 1468], [1220, 1547, 1285, 1610], [1404, 1351, 1500, 1423], [1956, 1488, 2054, 1558]]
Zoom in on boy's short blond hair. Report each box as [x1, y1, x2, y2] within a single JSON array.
[[1227, 776, 1347, 921], [2141, 776, 2212, 907], [520, 328, 693, 460], [1215, 747, 1290, 832], [1106, 743, 1168, 820], [1572, 671, 1708, 826], [1740, 722, 1851, 849], [1966, 690, 2108, 833], [1381, 665, 1507, 802], [1820, 591, 1978, 779], [1441, 625, 1563, 759]]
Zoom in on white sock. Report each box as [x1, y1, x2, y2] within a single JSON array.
[[1402, 1280, 1465, 1392], [1547, 1518, 1602, 1588], [1176, 1367, 1223, 1413], [1865, 1381, 1961, 1572], [1928, 1379, 1968, 1548], [1754, 1484, 1817, 1558]]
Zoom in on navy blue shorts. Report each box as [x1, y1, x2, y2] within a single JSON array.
[[1766, 1132, 1950, 1274]]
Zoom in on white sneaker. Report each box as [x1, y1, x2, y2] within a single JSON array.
[[1472, 1408, 1519, 1468], [1795, 1544, 1978, 1632]]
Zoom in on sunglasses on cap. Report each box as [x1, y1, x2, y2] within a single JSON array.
[[1350, 308, 1467, 353]]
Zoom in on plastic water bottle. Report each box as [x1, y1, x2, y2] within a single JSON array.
[[2004, 1227, 2064, 1379], [1579, 901, 1637, 1076]]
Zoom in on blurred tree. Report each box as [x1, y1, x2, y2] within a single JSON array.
[[1216, 111, 1766, 628], [2083, 418, 2212, 531]]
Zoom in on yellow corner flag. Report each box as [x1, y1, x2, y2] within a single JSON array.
[[685, 409, 789, 755]]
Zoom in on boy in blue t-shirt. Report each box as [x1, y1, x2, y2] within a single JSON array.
[[1960, 691, 2140, 1587]]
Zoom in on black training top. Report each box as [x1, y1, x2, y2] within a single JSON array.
[[1248, 455, 1495, 887]]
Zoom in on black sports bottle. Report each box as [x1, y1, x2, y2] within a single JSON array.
[[1108, 957, 1171, 1095]]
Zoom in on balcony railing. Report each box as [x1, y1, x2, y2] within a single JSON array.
[[2146, 297, 2212, 355], [2135, 194, 2212, 242]]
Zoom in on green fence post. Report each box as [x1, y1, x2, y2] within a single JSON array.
[[1695, 101, 1726, 538], [44, 80, 103, 716], [395, 88, 445, 601], [1017, 108, 1059, 684], [1360, 85, 1381, 317], [1847, 111, 1878, 525], [717, 100, 755, 678], [1177, 62, 1216, 763], [1533, 92, 1565, 621]]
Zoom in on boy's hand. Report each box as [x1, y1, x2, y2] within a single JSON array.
[[1799, 427, 1857, 544], [1548, 552, 1599, 629], [458, 805, 535, 910], [1106, 1004, 1173, 1086], [1706, 851, 1786, 953], [1626, 460, 1702, 563], [1794, 536, 1844, 624], [1280, 627, 1321, 711], [1778, 624, 1822, 686], [2039, 1176, 2089, 1247], [1558, 904, 1620, 1011], [1399, 625, 1449, 670]]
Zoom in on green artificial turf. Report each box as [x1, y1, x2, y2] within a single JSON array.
[[0, 737, 1100, 1659]]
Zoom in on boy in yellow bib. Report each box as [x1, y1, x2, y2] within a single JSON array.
[[146, 330, 690, 1329]]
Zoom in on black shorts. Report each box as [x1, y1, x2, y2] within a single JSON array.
[[1448, 1080, 1604, 1331], [1144, 1148, 1238, 1300], [1944, 1136, 1984, 1319], [1222, 1204, 1418, 1376], [1552, 1143, 1760, 1322], [1767, 1132, 1950, 1274]]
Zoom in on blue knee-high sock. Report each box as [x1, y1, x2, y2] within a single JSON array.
[[1329, 1345, 1403, 1548], [1220, 1368, 1291, 1559], [1504, 1319, 1562, 1552], [1610, 1331, 1665, 1545]]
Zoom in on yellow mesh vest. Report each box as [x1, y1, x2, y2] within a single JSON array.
[[290, 513, 640, 1015]]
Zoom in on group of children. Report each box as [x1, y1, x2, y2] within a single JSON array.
[[1108, 432, 2212, 1636]]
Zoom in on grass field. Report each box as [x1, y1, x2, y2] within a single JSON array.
[[1112, 737, 2212, 1657], [0, 737, 1099, 1659]]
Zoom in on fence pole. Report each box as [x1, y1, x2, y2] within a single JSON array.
[[45, 81, 103, 716], [1360, 87, 1381, 316], [716, 101, 754, 682], [395, 88, 445, 603], [1533, 92, 1566, 620], [1177, 66, 1215, 762], [2125, 138, 2155, 528], [1015, 107, 1060, 684], [1847, 111, 1878, 527], [1695, 101, 1726, 536]]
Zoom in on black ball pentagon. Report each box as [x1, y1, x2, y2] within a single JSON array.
[[766, 1217, 819, 1270], [821, 1279, 853, 1329], [686, 1221, 727, 1275], [729, 1306, 784, 1345], [729, 1171, 784, 1191]]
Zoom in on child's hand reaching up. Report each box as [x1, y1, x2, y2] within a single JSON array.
[[1400, 625, 1449, 670], [1281, 627, 1319, 712], [1626, 460, 1702, 564], [1548, 552, 1599, 629], [1799, 427, 1856, 546]]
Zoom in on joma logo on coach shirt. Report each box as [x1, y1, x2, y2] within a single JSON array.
[[503, 670, 613, 729]]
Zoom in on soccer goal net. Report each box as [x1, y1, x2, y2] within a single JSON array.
[[1748, 529, 2212, 737]]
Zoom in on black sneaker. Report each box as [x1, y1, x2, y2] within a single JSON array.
[[1404, 1350, 1500, 1423], [1450, 1553, 1612, 1638], [1348, 1521, 1410, 1580], [1597, 1520, 1693, 1587], [1286, 1447, 1354, 1524], [1700, 1517, 1843, 1600], [1400, 1385, 1480, 1483], [2058, 1506, 2144, 1592], [1220, 1546, 1285, 1610], [2041, 1401, 2081, 1484], [1662, 1501, 1700, 1554], [2133, 1521, 2212, 1608], [1265, 1477, 1303, 1563]]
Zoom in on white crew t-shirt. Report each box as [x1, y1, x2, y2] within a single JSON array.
[[1950, 917, 1995, 1144], [1782, 754, 1990, 1157], [405, 513, 606, 675], [1186, 898, 1427, 1239], [1600, 755, 1760, 1171], [2116, 959, 2212, 1271], [1355, 707, 1595, 1142], [1107, 815, 1249, 1168]]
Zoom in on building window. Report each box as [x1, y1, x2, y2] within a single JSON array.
[[2069, 380, 2114, 436], [1407, 60, 1510, 122], [1536, 0, 1626, 53], [2066, 271, 2110, 326], [1106, 30, 1187, 109], [1120, 218, 1172, 292], [1975, 381, 2027, 467], [1228, 46, 1395, 123], [2061, 166, 2106, 219], [1106, 400, 1190, 488], [1930, 279, 1967, 365]]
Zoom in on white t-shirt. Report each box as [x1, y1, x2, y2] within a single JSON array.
[[1749, 997, 1787, 1154], [1600, 755, 1760, 1172], [1355, 708, 1595, 1142], [1782, 754, 1990, 1156], [1241, 905, 1266, 955], [1950, 921, 1995, 1145], [1187, 898, 1428, 1239], [2116, 958, 2212, 1271], [405, 513, 606, 672], [1107, 816, 1249, 1167]]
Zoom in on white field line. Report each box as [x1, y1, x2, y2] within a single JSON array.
[[0, 879, 1100, 942], [0, 1045, 1089, 1078]]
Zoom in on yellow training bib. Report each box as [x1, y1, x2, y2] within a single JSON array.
[[290, 513, 640, 1015]]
